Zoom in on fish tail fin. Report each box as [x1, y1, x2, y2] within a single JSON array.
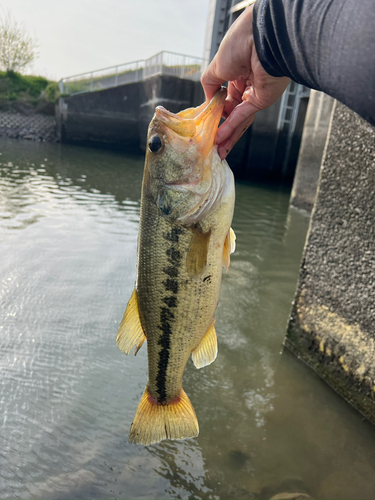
[[129, 387, 199, 445]]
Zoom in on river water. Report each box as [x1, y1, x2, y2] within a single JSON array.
[[1, 137, 375, 500]]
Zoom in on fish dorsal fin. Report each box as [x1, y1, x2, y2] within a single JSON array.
[[223, 227, 236, 273], [191, 320, 217, 369], [187, 226, 211, 277], [116, 288, 146, 355]]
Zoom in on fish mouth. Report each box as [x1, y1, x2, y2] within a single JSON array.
[[155, 87, 227, 156]]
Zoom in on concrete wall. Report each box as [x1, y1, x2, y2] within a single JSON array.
[[228, 95, 307, 182], [56, 75, 204, 151], [286, 101, 375, 422], [206, 0, 231, 63], [290, 91, 335, 211], [202, 0, 221, 67], [242, 99, 283, 179]]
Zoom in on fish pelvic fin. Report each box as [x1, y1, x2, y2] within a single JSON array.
[[192, 320, 218, 369], [116, 288, 146, 355], [129, 388, 199, 446], [223, 227, 236, 273], [187, 226, 211, 277]]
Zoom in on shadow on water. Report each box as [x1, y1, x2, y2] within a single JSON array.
[[1, 138, 375, 500]]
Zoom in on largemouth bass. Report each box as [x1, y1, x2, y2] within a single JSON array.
[[116, 88, 236, 446]]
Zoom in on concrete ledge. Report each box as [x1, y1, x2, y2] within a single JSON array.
[[290, 91, 335, 211], [286, 101, 375, 422]]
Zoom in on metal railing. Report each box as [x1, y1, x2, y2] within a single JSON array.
[[58, 51, 206, 96]]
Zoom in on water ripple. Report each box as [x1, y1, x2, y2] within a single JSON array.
[[1, 139, 375, 500]]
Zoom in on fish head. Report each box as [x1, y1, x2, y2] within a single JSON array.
[[143, 87, 227, 224]]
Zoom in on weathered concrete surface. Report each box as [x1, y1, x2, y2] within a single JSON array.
[[286, 101, 375, 422], [56, 75, 204, 151], [290, 91, 335, 211]]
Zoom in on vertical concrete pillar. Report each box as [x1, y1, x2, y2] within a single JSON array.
[[289, 91, 335, 211], [286, 101, 375, 422]]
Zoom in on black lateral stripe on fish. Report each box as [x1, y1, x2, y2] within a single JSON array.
[[163, 296, 177, 308], [156, 239, 182, 402], [156, 228, 181, 403], [156, 306, 174, 402]]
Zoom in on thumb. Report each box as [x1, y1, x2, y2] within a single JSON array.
[[201, 58, 224, 101]]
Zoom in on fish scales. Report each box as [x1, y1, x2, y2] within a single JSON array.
[[116, 88, 236, 445], [138, 181, 233, 404]]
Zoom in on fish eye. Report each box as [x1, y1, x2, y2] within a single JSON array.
[[148, 135, 163, 153]]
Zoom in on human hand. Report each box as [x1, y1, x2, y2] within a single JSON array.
[[201, 5, 290, 160]]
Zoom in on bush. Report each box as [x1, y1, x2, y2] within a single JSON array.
[[0, 70, 54, 112], [45, 82, 60, 103], [4, 71, 49, 97]]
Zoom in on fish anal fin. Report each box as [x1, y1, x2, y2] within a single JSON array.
[[223, 227, 236, 273], [192, 320, 217, 369], [187, 226, 211, 277], [116, 288, 146, 356], [129, 387, 199, 445]]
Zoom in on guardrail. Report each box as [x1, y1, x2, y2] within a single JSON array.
[[58, 51, 207, 96]]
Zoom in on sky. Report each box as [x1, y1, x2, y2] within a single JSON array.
[[0, 0, 211, 81]]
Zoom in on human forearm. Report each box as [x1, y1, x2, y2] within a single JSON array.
[[253, 0, 375, 125]]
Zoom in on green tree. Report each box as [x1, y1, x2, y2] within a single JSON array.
[[0, 13, 38, 72]]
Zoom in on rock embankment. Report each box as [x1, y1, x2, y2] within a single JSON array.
[[0, 106, 58, 142]]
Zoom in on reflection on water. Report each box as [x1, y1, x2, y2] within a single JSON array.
[[1, 138, 375, 500]]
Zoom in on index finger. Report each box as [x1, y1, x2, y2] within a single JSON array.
[[201, 58, 223, 101]]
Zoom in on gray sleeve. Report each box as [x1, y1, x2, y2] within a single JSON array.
[[253, 0, 375, 125]]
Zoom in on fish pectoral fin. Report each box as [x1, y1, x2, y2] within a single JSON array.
[[223, 227, 236, 273], [191, 320, 218, 369], [187, 225, 211, 277], [134, 333, 146, 355], [129, 387, 199, 445], [230, 227, 236, 253], [116, 288, 146, 356]]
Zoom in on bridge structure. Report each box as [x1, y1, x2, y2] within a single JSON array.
[[58, 51, 204, 95], [56, 51, 206, 151]]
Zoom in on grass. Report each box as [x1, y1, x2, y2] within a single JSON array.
[[0, 70, 60, 114]]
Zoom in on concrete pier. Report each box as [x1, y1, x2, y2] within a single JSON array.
[[289, 91, 335, 211], [286, 102, 375, 422]]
